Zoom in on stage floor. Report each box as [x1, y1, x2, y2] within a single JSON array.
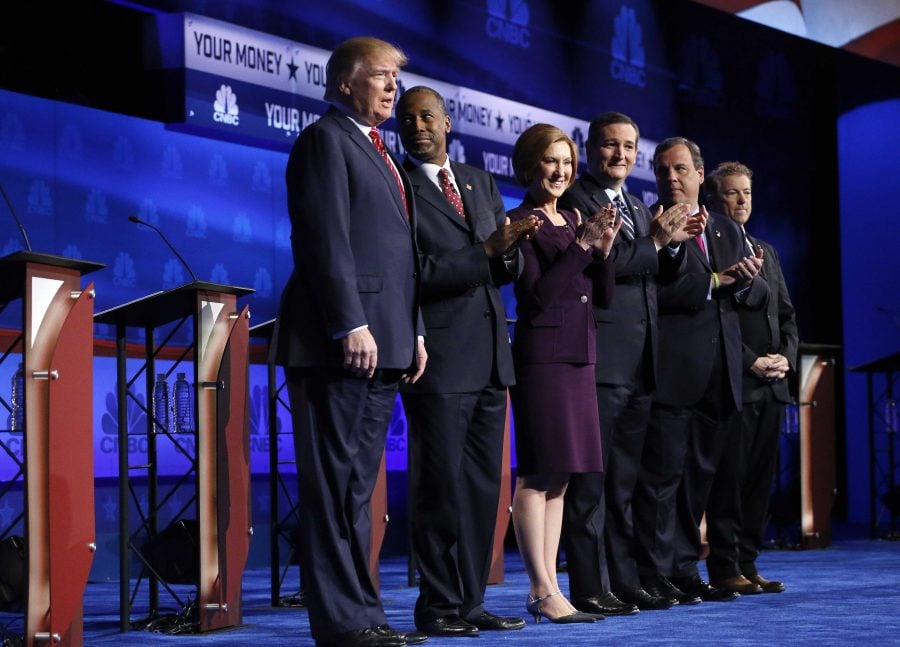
[[5, 539, 900, 646]]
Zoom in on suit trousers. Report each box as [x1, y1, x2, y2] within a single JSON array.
[[403, 386, 507, 623], [286, 366, 400, 641], [636, 342, 738, 579], [676, 406, 740, 578], [738, 394, 784, 574], [564, 357, 652, 598]]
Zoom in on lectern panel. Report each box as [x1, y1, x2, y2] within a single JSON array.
[[216, 306, 251, 627], [24, 264, 83, 645], [47, 284, 96, 644], [195, 294, 251, 631]]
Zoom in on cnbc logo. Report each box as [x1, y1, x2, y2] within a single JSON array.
[[214, 84, 240, 126], [610, 5, 646, 88], [486, 0, 530, 48]]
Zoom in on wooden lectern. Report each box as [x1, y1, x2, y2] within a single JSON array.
[[95, 281, 252, 633], [0, 251, 103, 646], [798, 343, 840, 548]]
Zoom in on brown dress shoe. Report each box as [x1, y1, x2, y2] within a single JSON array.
[[714, 575, 763, 595], [746, 573, 786, 593]]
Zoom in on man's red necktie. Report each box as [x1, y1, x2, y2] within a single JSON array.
[[368, 127, 408, 216], [695, 233, 707, 258], [438, 168, 465, 218]]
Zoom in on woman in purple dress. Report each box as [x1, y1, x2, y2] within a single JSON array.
[[508, 124, 619, 624]]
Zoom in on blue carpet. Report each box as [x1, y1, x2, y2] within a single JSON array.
[[6, 540, 900, 646]]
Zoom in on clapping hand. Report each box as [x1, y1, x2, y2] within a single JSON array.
[[575, 205, 621, 258], [483, 215, 542, 258], [649, 203, 690, 247], [684, 205, 709, 238], [720, 245, 764, 286]]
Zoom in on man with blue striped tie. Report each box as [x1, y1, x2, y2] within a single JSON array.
[[558, 112, 699, 615]]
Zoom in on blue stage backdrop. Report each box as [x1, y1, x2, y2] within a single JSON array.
[[837, 98, 900, 526], [1, 0, 897, 549], [0, 87, 290, 336]]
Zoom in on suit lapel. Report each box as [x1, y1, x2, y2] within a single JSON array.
[[406, 163, 470, 233], [452, 163, 482, 234], [331, 109, 410, 225], [746, 233, 768, 279], [583, 175, 611, 220], [705, 220, 725, 271], [690, 236, 711, 270]]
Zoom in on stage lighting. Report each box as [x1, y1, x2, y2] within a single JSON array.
[[0, 535, 25, 612], [139, 519, 198, 585]]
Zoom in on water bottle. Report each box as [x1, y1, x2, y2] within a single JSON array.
[[10, 362, 25, 431], [784, 399, 800, 435], [174, 372, 193, 433], [152, 373, 169, 434]]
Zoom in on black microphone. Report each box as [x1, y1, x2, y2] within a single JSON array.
[[0, 181, 33, 252], [128, 214, 199, 283]]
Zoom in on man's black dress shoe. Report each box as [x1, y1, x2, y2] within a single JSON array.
[[374, 624, 428, 644], [416, 615, 479, 637], [466, 610, 525, 631], [670, 575, 739, 602], [318, 627, 407, 647], [641, 575, 701, 606], [575, 592, 639, 616], [616, 588, 675, 611], [745, 573, 786, 593]]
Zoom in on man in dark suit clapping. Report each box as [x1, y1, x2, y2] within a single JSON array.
[[704, 161, 798, 594], [396, 86, 539, 638], [558, 112, 697, 615], [634, 137, 768, 605], [273, 37, 427, 647]]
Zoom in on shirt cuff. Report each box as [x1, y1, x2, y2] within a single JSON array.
[[333, 324, 368, 340]]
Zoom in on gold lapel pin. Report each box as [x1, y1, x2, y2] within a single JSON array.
[[466, 184, 473, 191]]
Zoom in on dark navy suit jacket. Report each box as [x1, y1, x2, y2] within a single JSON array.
[[274, 106, 423, 370], [653, 210, 768, 410], [401, 160, 518, 394], [739, 235, 798, 404]]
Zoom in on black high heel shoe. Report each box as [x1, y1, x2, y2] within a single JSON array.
[[525, 590, 598, 624]]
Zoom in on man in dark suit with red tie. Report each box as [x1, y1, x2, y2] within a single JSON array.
[[558, 112, 698, 615], [633, 137, 768, 605], [273, 37, 427, 647], [395, 85, 539, 638], [704, 161, 798, 594]]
